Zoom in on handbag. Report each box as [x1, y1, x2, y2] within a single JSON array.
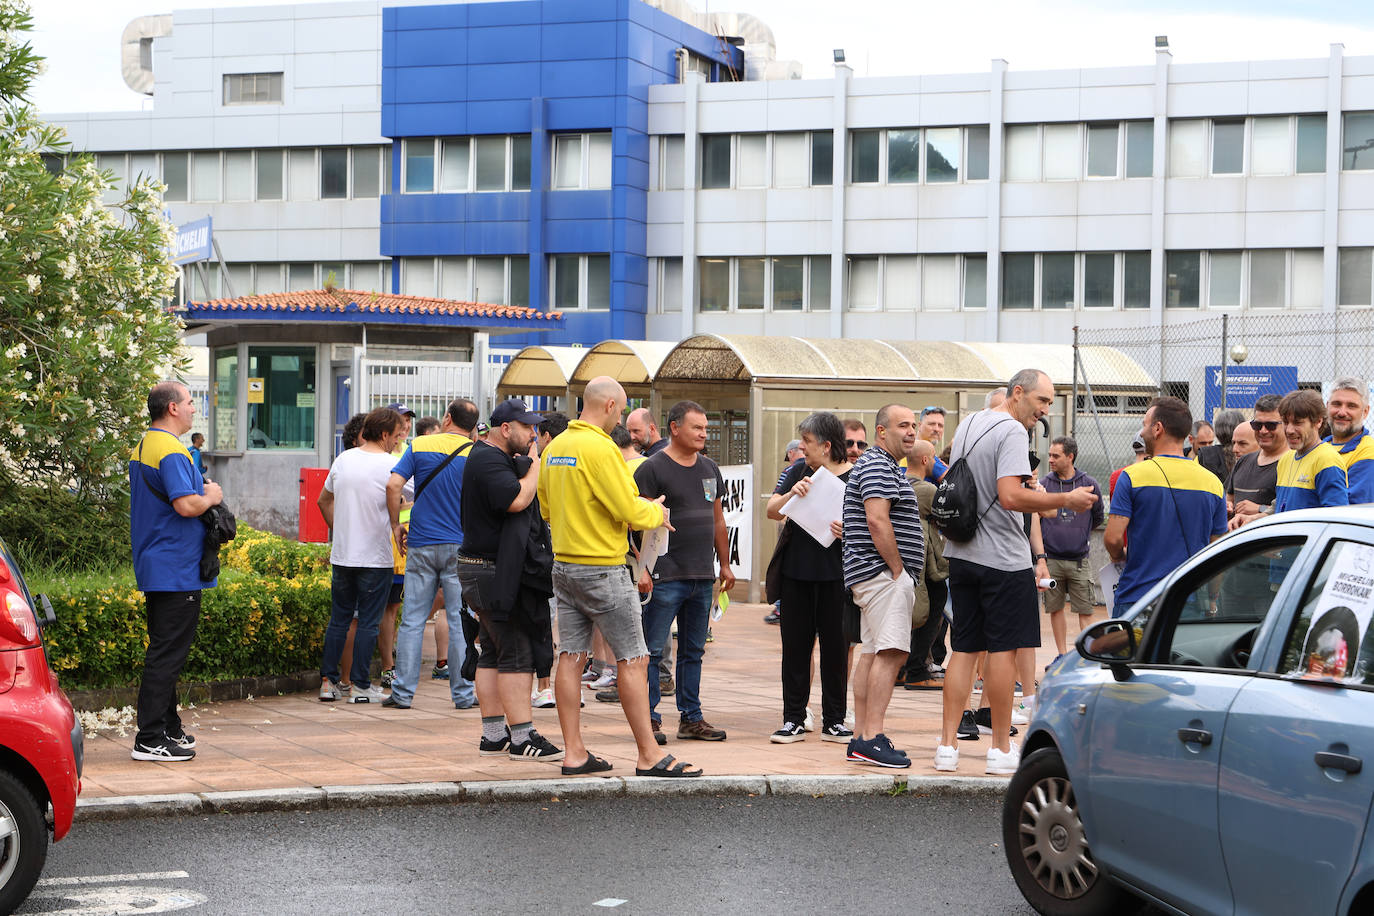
[[763, 522, 792, 606]]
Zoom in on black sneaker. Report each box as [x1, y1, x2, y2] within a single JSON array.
[[763, 611, 780, 624], [957, 709, 980, 741], [973, 706, 1019, 737], [479, 728, 511, 757], [509, 730, 565, 761], [819, 722, 853, 744], [770, 722, 805, 744], [849, 735, 911, 769], [651, 719, 668, 746], [131, 737, 195, 762], [381, 696, 410, 709], [166, 729, 196, 751]]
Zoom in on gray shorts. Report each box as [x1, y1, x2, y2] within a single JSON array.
[[552, 561, 648, 662]]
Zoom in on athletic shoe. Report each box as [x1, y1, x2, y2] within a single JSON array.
[[678, 718, 727, 741], [531, 687, 556, 709], [339, 683, 351, 696], [1011, 707, 1029, 727], [845, 738, 863, 762], [380, 668, 395, 688], [770, 722, 805, 744], [660, 674, 675, 696], [956, 709, 980, 741], [381, 696, 409, 709], [651, 719, 668, 746], [131, 737, 195, 762], [1014, 681, 1023, 697], [580, 667, 599, 685], [763, 611, 780, 624], [705, 628, 713, 643], [166, 729, 196, 751], [509, 730, 565, 761], [596, 685, 620, 703], [319, 680, 343, 702], [479, 728, 511, 757], [973, 707, 1020, 736], [589, 671, 617, 690], [874, 733, 909, 759], [819, 722, 853, 743], [803, 708, 815, 732], [432, 664, 450, 680], [986, 743, 1021, 775], [350, 684, 387, 704], [933, 744, 959, 772], [849, 735, 911, 768]]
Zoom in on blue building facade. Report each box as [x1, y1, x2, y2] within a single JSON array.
[[380, 0, 739, 347]]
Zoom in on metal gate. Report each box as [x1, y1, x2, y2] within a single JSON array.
[[357, 359, 476, 421]]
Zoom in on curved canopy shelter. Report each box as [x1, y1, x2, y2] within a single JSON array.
[[495, 345, 586, 403], [568, 339, 678, 396]]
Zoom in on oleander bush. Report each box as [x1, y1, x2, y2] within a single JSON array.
[[31, 525, 332, 689]]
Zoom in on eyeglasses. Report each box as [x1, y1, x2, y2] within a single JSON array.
[[1250, 420, 1280, 431], [920, 406, 946, 417], [846, 439, 868, 450]]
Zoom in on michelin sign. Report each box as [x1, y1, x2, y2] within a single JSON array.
[[171, 217, 212, 265], [1203, 365, 1297, 418]]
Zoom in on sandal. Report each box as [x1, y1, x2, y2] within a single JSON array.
[[561, 753, 613, 776], [635, 754, 703, 778]]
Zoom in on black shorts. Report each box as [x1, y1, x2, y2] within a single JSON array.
[[842, 591, 861, 646], [459, 564, 553, 675], [387, 581, 404, 605], [948, 558, 1040, 654]]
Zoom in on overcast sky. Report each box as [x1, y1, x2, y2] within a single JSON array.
[[27, 0, 1374, 114]]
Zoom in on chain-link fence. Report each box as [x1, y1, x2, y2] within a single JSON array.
[[1070, 308, 1374, 490]]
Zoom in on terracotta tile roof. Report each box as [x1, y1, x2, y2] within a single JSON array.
[[180, 288, 562, 324]]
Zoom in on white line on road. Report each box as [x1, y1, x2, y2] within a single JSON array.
[[37, 871, 191, 887], [592, 899, 627, 908]]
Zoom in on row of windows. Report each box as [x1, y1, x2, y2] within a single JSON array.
[[401, 135, 533, 193], [1164, 249, 1322, 309], [1005, 121, 1152, 182], [1004, 252, 1150, 310], [1168, 115, 1325, 178], [398, 254, 611, 310], [185, 261, 389, 301], [76, 147, 389, 204], [223, 72, 283, 106], [697, 255, 833, 312]]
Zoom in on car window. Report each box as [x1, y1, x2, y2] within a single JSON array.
[[1277, 539, 1374, 687], [1151, 538, 1306, 670]]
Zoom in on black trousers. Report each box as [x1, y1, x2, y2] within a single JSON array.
[[906, 577, 949, 682], [779, 576, 847, 728], [136, 590, 201, 746]]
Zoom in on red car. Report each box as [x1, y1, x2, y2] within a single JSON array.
[[0, 536, 82, 912]]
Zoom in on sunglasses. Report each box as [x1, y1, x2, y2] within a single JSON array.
[[1250, 420, 1280, 431], [920, 406, 946, 417], [846, 439, 868, 450]]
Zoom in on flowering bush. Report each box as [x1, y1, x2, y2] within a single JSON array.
[[0, 1, 184, 567]]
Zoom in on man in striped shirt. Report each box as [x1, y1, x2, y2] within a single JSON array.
[[841, 404, 924, 769]]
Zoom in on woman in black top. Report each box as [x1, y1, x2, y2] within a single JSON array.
[[765, 412, 854, 743]]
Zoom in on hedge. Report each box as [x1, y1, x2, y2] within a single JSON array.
[[38, 525, 334, 690]]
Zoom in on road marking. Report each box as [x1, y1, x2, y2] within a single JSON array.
[[26, 886, 206, 914], [593, 899, 627, 908], [38, 871, 190, 887]]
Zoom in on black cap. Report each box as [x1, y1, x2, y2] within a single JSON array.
[[386, 402, 416, 417], [490, 399, 543, 426]]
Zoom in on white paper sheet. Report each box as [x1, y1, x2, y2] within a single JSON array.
[[633, 511, 671, 581], [779, 464, 846, 548], [1099, 561, 1123, 616]]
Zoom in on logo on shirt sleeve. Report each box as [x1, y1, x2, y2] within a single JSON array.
[[548, 456, 577, 467]]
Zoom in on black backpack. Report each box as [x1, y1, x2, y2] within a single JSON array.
[[930, 417, 1016, 542]]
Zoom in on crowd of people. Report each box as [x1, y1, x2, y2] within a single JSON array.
[[125, 369, 1374, 774]]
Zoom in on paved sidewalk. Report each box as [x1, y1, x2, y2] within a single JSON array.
[[78, 602, 1096, 799]]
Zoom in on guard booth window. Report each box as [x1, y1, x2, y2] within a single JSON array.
[[246, 346, 316, 449], [705, 410, 749, 465]]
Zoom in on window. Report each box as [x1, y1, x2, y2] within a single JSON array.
[[1249, 250, 1285, 309], [887, 129, 921, 184], [1169, 119, 1206, 178], [551, 254, 579, 309], [404, 135, 528, 192], [1209, 251, 1243, 308], [1042, 124, 1080, 180], [192, 151, 219, 202], [661, 136, 684, 190], [1087, 123, 1118, 178], [701, 134, 732, 189], [553, 135, 580, 189], [1083, 253, 1115, 308], [923, 255, 958, 310], [771, 256, 804, 310], [213, 348, 238, 451], [350, 262, 385, 292], [289, 149, 315, 201], [700, 258, 729, 311], [883, 255, 918, 310], [848, 256, 879, 310], [736, 135, 766, 188], [353, 147, 381, 198], [1297, 115, 1326, 173], [1250, 117, 1290, 176], [256, 150, 283, 200], [223, 151, 252, 201], [1040, 252, 1074, 308], [694, 256, 831, 311], [773, 133, 808, 188], [1343, 112, 1374, 170], [1167, 251, 1201, 308], [440, 139, 469, 192], [511, 136, 531, 190], [1126, 120, 1153, 178], [1212, 120, 1244, 175], [1005, 125, 1040, 181], [659, 257, 683, 312], [964, 255, 987, 309], [162, 152, 188, 201], [97, 153, 126, 203], [925, 128, 960, 183], [439, 257, 469, 300], [1124, 252, 1151, 309], [254, 263, 282, 292], [474, 136, 506, 191], [852, 130, 880, 183], [223, 72, 282, 106], [549, 255, 610, 310], [811, 131, 833, 186], [474, 257, 505, 304], [320, 148, 348, 199], [553, 133, 612, 190], [812, 256, 831, 310], [1279, 540, 1374, 683], [736, 257, 765, 309], [966, 126, 990, 181], [1003, 253, 1035, 309], [246, 346, 316, 450], [1340, 248, 1373, 306], [587, 133, 611, 188], [287, 262, 315, 291], [401, 257, 436, 297], [1293, 249, 1322, 309]]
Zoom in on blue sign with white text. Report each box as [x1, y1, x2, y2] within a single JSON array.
[[171, 217, 212, 265], [1203, 365, 1298, 418]]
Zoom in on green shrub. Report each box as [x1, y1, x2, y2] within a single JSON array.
[[0, 482, 131, 572]]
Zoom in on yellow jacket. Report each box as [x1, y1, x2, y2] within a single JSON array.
[[538, 420, 665, 565]]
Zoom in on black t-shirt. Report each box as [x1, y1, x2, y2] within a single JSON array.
[[775, 461, 850, 583], [1226, 451, 1279, 511], [459, 440, 524, 559], [633, 450, 725, 581]]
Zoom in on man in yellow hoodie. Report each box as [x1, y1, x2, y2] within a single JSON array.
[[539, 376, 703, 778]]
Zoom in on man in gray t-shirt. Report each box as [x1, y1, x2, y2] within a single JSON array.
[[934, 370, 1098, 777]]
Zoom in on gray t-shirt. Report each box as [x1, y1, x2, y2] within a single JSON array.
[[942, 409, 1034, 571]]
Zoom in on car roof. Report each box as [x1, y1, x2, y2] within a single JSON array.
[[1235, 504, 1374, 532]]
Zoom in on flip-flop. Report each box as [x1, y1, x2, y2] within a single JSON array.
[[561, 754, 613, 776], [635, 754, 703, 778]]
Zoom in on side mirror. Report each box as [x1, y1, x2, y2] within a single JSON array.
[[1077, 619, 1137, 682]]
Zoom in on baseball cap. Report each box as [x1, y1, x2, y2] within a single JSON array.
[[1131, 437, 1146, 454], [386, 402, 416, 417], [490, 399, 543, 426]]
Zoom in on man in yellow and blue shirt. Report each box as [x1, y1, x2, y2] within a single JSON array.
[[1275, 389, 1349, 514], [1325, 378, 1374, 504]]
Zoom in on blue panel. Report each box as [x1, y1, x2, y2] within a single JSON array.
[[393, 66, 467, 104], [468, 0, 540, 27], [464, 221, 529, 253], [465, 192, 533, 223], [541, 21, 620, 60], [467, 62, 541, 101], [382, 34, 396, 69], [545, 220, 613, 252], [382, 6, 397, 30], [618, 188, 648, 224], [466, 100, 532, 133], [540, 59, 618, 99], [625, 22, 653, 63], [620, 253, 648, 286], [622, 157, 649, 191], [544, 189, 614, 220], [543, 0, 618, 23], [544, 97, 616, 131], [393, 102, 467, 137], [382, 74, 396, 105], [467, 26, 541, 65], [394, 29, 469, 66], [394, 4, 468, 30]]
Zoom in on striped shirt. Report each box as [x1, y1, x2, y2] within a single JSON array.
[[842, 446, 925, 588]]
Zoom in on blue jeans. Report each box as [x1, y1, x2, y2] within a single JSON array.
[[391, 543, 475, 707], [322, 565, 392, 690], [641, 578, 713, 725]]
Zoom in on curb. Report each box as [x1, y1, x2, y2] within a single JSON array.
[[73, 774, 1008, 822]]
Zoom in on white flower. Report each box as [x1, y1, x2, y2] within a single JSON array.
[[24, 274, 38, 292]]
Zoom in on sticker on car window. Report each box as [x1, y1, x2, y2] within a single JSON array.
[[1289, 542, 1374, 682]]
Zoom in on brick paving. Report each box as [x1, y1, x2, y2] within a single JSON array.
[[78, 602, 1101, 798]]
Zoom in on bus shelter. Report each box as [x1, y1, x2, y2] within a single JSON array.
[[493, 345, 586, 411]]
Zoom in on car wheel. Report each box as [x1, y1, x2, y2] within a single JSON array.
[[1002, 747, 1121, 916], [0, 770, 48, 914]]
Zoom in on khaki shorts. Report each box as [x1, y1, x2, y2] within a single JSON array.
[[851, 569, 915, 655], [1044, 556, 1094, 615]]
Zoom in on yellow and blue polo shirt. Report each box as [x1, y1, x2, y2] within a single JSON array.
[[128, 428, 214, 592], [390, 432, 471, 548], [1325, 430, 1374, 504], [1275, 441, 1348, 513], [1110, 455, 1226, 608]]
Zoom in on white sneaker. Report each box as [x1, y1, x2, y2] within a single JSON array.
[[349, 684, 386, 704], [1018, 695, 1036, 714], [319, 681, 342, 702], [803, 708, 815, 732], [986, 742, 1021, 775], [933, 744, 959, 772], [589, 671, 617, 690], [844, 708, 855, 729], [1011, 707, 1029, 727], [531, 688, 556, 709]]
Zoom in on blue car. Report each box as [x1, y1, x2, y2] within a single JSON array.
[[1003, 507, 1374, 916]]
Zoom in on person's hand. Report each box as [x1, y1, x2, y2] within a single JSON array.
[[204, 481, 223, 505], [1063, 486, 1098, 512], [790, 477, 812, 499], [1035, 558, 1050, 590], [719, 565, 736, 592], [1228, 512, 1260, 532], [637, 567, 652, 594], [649, 496, 675, 531], [391, 522, 408, 556], [889, 563, 904, 579], [829, 519, 843, 540], [1234, 499, 1263, 516]]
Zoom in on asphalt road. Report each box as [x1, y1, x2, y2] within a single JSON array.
[[19, 793, 1042, 916]]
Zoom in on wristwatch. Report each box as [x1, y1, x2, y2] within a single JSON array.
[[1034, 553, 1048, 560]]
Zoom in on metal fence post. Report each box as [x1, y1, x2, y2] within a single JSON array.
[[1072, 325, 1080, 436], [1219, 313, 1228, 422]]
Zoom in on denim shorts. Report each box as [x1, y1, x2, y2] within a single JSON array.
[[552, 561, 648, 661]]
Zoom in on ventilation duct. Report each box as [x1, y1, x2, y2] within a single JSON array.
[[121, 14, 172, 96]]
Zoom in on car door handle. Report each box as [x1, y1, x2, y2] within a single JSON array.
[[1315, 752, 1363, 774], [1177, 727, 1212, 746]]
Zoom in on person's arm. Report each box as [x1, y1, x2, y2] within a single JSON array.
[[161, 453, 221, 517], [507, 446, 539, 513], [171, 485, 221, 518], [1349, 455, 1374, 504], [537, 450, 552, 523], [1090, 480, 1105, 529], [864, 497, 903, 578], [1316, 461, 1350, 508], [592, 449, 664, 530], [317, 485, 335, 529], [999, 476, 1097, 514], [712, 495, 736, 591], [386, 472, 408, 554], [1103, 514, 1128, 562], [766, 463, 807, 520], [1029, 513, 1050, 587]]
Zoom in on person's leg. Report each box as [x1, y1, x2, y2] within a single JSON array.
[[860, 648, 908, 739], [379, 600, 399, 668], [982, 648, 1017, 753], [437, 551, 475, 707], [432, 591, 448, 669], [850, 571, 912, 740], [1049, 609, 1067, 657], [905, 583, 944, 687], [939, 650, 978, 746], [940, 560, 987, 747], [551, 564, 594, 766], [659, 633, 674, 682], [340, 619, 357, 686], [390, 547, 439, 706], [320, 565, 356, 688], [851, 651, 873, 739], [591, 630, 614, 679], [348, 567, 392, 689], [614, 654, 669, 769], [639, 581, 685, 723], [136, 591, 201, 748], [816, 581, 848, 728], [1045, 558, 1070, 656], [778, 577, 816, 726], [671, 580, 712, 723]]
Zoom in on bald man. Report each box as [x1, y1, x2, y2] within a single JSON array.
[[626, 407, 667, 457], [539, 377, 703, 777], [902, 439, 948, 691]]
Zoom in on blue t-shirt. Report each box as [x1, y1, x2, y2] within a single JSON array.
[[129, 429, 214, 592], [928, 454, 948, 484], [1326, 431, 1374, 504], [188, 445, 206, 475], [390, 433, 471, 547], [1275, 442, 1348, 513], [1110, 455, 1226, 610]]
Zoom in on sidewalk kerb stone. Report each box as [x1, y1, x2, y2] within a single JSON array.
[[766, 774, 899, 797], [900, 775, 1011, 797], [201, 787, 327, 814], [323, 782, 464, 808], [462, 776, 625, 802], [621, 774, 768, 797], [74, 793, 205, 822]]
